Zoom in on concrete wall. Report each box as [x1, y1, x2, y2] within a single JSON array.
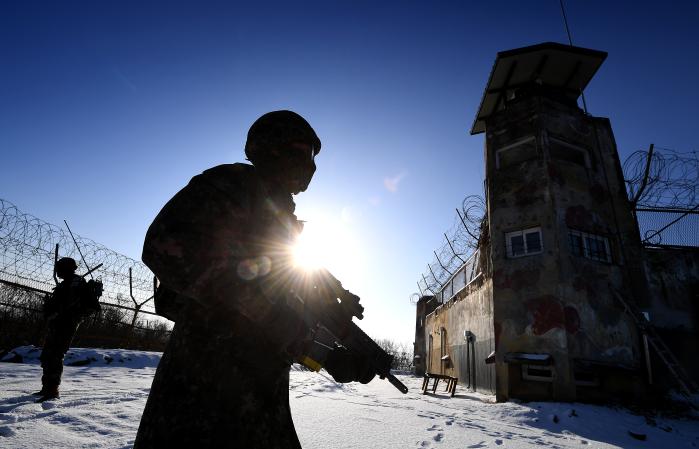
[[422, 277, 496, 394], [643, 247, 699, 384], [484, 93, 645, 401], [644, 248, 699, 331], [414, 296, 437, 376]]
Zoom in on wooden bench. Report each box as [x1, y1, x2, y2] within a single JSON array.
[[421, 373, 458, 397]]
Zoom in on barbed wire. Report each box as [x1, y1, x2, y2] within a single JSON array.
[[415, 194, 485, 299], [623, 145, 699, 209], [413, 144, 699, 303], [0, 198, 156, 317]]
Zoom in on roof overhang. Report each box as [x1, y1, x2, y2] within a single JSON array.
[[470, 42, 607, 135]]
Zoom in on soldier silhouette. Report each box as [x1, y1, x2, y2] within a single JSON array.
[[36, 257, 101, 402], [134, 111, 373, 448]]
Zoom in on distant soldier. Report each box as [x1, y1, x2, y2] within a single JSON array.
[[134, 111, 373, 448], [36, 257, 101, 402]]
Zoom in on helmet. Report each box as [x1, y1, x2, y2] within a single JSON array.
[[55, 257, 78, 273], [244, 110, 321, 164]]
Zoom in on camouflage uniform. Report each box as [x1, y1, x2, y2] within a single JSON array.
[[134, 163, 308, 449], [40, 274, 87, 390]]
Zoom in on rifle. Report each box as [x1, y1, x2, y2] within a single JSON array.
[[289, 268, 409, 394]]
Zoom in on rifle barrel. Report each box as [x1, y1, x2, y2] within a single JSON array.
[[386, 373, 409, 394]]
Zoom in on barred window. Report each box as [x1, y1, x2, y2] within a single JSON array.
[[505, 227, 542, 258], [568, 230, 611, 263]]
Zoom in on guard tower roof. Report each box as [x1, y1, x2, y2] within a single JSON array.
[[471, 42, 607, 135]]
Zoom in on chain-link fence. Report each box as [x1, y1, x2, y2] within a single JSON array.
[[624, 145, 699, 249], [0, 198, 168, 350], [0, 198, 157, 319], [635, 206, 699, 248]]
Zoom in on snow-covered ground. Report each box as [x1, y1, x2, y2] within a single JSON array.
[[1, 347, 698, 448]]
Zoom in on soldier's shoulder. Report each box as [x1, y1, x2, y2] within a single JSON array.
[[69, 275, 87, 286], [200, 163, 256, 183], [194, 163, 261, 196]]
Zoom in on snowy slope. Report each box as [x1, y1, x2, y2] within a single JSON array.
[[1, 347, 698, 449]]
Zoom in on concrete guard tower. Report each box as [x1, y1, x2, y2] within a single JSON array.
[[472, 42, 649, 401]]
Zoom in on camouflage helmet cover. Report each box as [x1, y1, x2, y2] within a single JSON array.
[[55, 257, 78, 272], [244, 110, 321, 163]]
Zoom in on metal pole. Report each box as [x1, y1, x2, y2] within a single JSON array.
[[643, 334, 653, 385], [456, 208, 479, 242], [53, 244, 59, 285], [421, 274, 435, 294], [444, 233, 465, 263], [434, 251, 453, 276], [129, 267, 136, 306], [631, 144, 655, 206], [559, 0, 588, 113], [427, 265, 439, 286]]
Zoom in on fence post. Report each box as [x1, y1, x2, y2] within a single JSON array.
[[444, 233, 465, 263], [53, 244, 59, 285], [433, 250, 453, 277]]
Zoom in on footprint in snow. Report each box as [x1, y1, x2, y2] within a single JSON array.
[[0, 425, 16, 437], [41, 401, 58, 410], [433, 432, 444, 442]]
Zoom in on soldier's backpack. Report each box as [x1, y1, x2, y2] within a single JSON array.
[[79, 279, 103, 317]]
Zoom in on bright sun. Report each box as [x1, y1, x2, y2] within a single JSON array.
[[292, 215, 360, 277]]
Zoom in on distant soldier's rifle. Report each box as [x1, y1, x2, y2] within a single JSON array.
[[289, 268, 409, 394], [57, 220, 104, 312], [64, 220, 97, 280]]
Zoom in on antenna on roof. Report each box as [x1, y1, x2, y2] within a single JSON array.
[[559, 0, 589, 113]]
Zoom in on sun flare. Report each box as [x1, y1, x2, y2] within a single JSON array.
[[292, 215, 360, 278]]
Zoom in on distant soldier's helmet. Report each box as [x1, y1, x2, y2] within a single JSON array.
[[244, 110, 321, 164], [55, 257, 78, 273]]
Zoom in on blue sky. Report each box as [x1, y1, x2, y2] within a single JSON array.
[[2, 1, 698, 344]]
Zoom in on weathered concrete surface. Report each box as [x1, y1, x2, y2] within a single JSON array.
[[644, 248, 699, 331], [422, 278, 496, 394], [413, 296, 437, 377], [643, 247, 699, 385], [485, 93, 645, 402], [415, 47, 699, 403]]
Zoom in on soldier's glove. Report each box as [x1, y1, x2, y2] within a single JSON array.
[[325, 346, 375, 384]]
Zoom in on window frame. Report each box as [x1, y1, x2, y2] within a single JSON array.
[[568, 229, 612, 263], [505, 226, 543, 258], [495, 136, 538, 169], [521, 364, 554, 382], [548, 137, 591, 168]]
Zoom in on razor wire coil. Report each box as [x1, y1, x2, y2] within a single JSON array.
[[0, 198, 156, 317]]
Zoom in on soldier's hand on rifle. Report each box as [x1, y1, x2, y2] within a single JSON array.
[[325, 346, 375, 384]]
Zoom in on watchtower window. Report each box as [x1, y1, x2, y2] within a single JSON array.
[[549, 138, 590, 167], [568, 230, 611, 263], [522, 364, 554, 382], [506, 227, 542, 258], [496, 137, 537, 169]]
